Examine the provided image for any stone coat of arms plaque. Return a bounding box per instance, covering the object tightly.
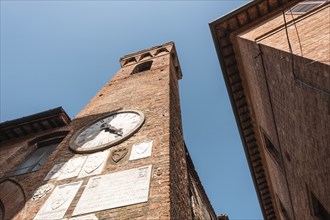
[110,147,128,163]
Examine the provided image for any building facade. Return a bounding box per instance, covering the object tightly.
[210,0,329,220]
[0,42,216,220]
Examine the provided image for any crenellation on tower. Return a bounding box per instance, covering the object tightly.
[119,42,182,79]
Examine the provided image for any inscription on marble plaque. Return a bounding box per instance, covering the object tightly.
[78,151,109,178]
[58,156,87,180]
[44,162,66,181]
[129,141,153,160]
[34,181,82,220]
[72,165,152,216]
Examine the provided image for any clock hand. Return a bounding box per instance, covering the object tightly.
[113,128,123,136]
[100,123,123,136]
[109,127,123,136]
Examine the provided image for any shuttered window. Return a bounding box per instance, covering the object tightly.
[261,130,282,168]
[286,0,328,14]
[8,132,68,176]
[11,143,58,176]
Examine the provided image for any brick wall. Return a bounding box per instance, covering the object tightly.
[168,56,192,219]
[210,1,329,219]
[0,126,72,219]
[239,4,330,66]
[236,18,330,219]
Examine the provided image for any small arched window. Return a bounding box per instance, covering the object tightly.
[155,48,169,56]
[139,53,153,61]
[124,57,137,66]
[9,131,69,176]
[131,61,153,75]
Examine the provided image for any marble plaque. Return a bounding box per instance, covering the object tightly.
[78,151,109,178]
[69,214,98,220]
[129,141,153,160]
[73,165,152,216]
[32,184,54,201]
[44,162,66,181]
[34,181,83,220]
[58,156,87,180]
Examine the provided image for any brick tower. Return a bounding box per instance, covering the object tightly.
[0,42,216,219]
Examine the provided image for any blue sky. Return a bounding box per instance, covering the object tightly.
[0,1,263,219]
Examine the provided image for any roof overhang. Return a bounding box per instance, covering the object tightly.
[209,0,299,219]
[0,107,71,142]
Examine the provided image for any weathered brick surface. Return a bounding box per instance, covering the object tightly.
[236,6,330,219]
[0,43,216,220]
[0,125,72,219]
[168,58,191,220]
[240,5,330,66]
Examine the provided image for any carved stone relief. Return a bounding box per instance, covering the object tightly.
[110,147,128,163]
[32,184,54,201]
[34,181,82,220]
[78,151,109,178]
[129,141,153,160]
[44,162,66,181]
[57,157,87,180]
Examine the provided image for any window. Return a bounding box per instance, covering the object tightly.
[310,192,330,220]
[261,130,282,167]
[11,142,58,176]
[9,132,68,176]
[286,0,328,14]
[131,61,153,75]
[139,52,152,61]
[124,57,137,66]
[154,48,169,56]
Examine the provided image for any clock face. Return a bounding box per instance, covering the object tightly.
[69,110,145,153]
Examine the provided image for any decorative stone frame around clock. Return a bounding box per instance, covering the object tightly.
[69,110,145,154]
